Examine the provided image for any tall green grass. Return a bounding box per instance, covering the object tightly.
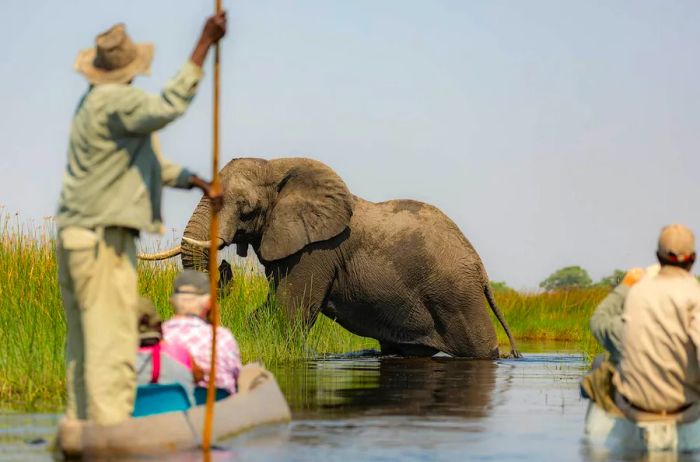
[492,288,607,359]
[0,213,64,410]
[0,213,376,410]
[139,259,378,365]
[0,212,606,411]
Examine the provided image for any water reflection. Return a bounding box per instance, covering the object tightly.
[10,353,696,461]
[583,445,700,462]
[0,412,57,462]
[273,357,498,420]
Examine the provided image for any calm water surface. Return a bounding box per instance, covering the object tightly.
[2,345,696,461]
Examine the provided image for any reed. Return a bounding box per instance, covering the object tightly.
[492,287,607,359]
[0,212,64,410]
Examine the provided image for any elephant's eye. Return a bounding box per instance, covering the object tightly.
[240,209,256,221]
[238,197,257,218]
[234,188,262,218]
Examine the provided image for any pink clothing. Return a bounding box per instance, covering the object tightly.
[162,316,241,394]
[138,341,192,369]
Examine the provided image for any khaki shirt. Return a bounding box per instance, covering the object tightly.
[57,61,204,233]
[613,266,700,412]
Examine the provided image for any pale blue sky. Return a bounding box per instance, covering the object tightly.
[1,1,699,289]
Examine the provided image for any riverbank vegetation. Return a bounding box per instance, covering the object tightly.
[490,286,606,357]
[1,214,604,411]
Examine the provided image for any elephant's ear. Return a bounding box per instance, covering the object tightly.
[260,161,353,261]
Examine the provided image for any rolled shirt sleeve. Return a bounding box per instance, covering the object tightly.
[590,284,629,363]
[114,61,204,135]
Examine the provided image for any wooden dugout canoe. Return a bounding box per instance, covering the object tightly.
[57,364,292,458]
[584,401,700,453]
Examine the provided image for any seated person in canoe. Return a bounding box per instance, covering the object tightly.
[583,224,700,450]
[163,270,242,397]
[612,224,700,417]
[135,298,203,404]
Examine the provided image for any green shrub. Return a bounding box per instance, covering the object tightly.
[539,265,592,291]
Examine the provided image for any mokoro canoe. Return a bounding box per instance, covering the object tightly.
[584,401,700,452]
[57,364,291,458]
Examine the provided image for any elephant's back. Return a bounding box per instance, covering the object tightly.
[353,198,476,248]
[349,198,484,273]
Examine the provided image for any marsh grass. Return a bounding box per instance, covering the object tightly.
[1,212,605,410]
[492,288,607,360]
[0,212,376,410]
[0,213,64,410]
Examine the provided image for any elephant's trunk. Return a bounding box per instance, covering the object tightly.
[182,196,213,271]
[182,237,225,249]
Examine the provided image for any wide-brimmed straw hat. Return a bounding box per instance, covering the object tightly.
[74,23,154,85]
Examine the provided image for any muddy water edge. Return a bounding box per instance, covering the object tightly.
[3,343,693,461]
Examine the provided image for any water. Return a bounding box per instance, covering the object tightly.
[2,346,696,461]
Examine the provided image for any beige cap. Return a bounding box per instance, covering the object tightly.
[658,224,695,262]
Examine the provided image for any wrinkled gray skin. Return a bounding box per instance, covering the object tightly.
[181,158,519,359]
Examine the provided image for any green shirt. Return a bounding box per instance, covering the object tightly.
[57,61,204,233]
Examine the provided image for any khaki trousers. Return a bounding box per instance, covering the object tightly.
[57,226,139,425]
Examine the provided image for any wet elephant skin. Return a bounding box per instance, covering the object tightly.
[179,158,518,358]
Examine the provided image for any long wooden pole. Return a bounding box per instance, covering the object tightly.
[203,0,222,452]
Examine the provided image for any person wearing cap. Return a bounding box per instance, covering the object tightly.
[162,270,241,396]
[56,13,226,425]
[135,298,202,404]
[612,224,700,415]
[580,264,658,409]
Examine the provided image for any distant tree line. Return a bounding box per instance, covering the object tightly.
[491,266,627,292]
[538,266,625,291]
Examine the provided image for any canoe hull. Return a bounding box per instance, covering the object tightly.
[584,401,700,453]
[58,364,291,458]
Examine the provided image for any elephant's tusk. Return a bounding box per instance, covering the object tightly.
[138,245,182,261]
[182,237,226,249]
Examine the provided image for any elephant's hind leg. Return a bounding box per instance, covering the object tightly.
[428,290,500,359]
[441,328,500,359]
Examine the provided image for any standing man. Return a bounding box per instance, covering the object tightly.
[57,13,226,425]
[613,224,700,415]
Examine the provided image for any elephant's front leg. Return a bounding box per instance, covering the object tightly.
[269,263,335,330]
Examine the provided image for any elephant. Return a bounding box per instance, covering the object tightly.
[140,157,520,359]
